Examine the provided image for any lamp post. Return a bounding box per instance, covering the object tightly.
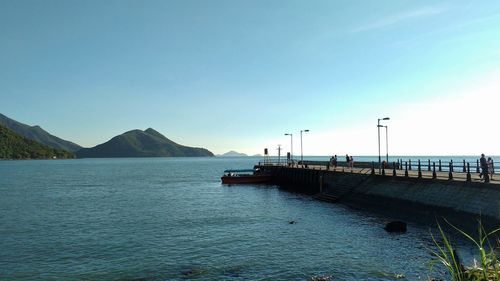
[383,125,389,163]
[300,129,309,163]
[277,144,282,165]
[284,133,293,163]
[378,117,390,173]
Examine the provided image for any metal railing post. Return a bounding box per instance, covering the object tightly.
[466,163,471,182]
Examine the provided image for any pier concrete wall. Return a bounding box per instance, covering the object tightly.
[262,166,500,223]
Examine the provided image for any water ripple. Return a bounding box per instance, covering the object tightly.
[0,158,472,280]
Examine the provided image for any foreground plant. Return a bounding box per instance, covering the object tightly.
[429,218,500,281]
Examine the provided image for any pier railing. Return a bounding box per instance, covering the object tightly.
[258,158,497,183]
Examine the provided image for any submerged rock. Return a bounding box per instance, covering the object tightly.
[384,221,407,233]
[309,275,333,281]
[181,267,204,277]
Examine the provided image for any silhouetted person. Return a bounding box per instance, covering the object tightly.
[480,154,489,181]
[487,157,494,180]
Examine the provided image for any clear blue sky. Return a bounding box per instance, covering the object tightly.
[1,0,500,156]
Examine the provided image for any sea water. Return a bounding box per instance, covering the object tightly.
[0,157,480,280]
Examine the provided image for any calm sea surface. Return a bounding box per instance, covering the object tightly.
[0,157,479,280]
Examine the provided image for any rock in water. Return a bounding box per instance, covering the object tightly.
[309,275,332,281]
[384,221,407,233]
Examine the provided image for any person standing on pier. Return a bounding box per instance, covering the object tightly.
[345,154,350,168]
[333,155,338,169]
[487,157,494,180]
[480,154,488,180]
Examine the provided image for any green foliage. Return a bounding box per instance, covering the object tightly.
[0,113,82,152]
[0,125,74,159]
[429,218,500,281]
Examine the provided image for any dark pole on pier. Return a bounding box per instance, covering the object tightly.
[467,163,471,182]
[277,144,282,165]
[377,122,380,174]
[300,129,309,163]
[377,117,390,174]
[384,125,389,163]
[284,133,293,164]
[449,162,453,180]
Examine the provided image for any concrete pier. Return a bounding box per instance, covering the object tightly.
[257,162,500,226]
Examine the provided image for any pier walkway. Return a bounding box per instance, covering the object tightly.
[258,159,499,185]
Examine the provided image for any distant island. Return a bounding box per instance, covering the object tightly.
[76,128,214,158]
[220,150,248,157]
[0,125,74,159]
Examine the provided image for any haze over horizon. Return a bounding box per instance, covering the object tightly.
[2,1,500,156]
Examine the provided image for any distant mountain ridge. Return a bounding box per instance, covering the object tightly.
[0,113,82,152]
[0,124,74,159]
[76,128,213,158]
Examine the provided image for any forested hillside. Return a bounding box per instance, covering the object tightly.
[0,125,74,159]
[76,128,214,158]
[0,113,82,152]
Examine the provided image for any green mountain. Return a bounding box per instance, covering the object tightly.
[76,128,214,158]
[0,125,74,159]
[0,113,82,152]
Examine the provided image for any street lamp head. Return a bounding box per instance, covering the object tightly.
[284,133,291,136]
[383,117,390,120]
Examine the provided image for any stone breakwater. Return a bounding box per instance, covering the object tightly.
[259,165,500,225]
